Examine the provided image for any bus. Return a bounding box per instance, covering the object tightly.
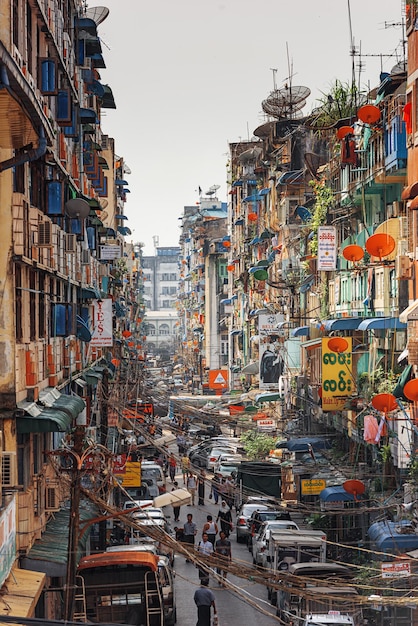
[77,551,164,625]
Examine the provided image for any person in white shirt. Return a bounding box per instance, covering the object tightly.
[197,532,214,579]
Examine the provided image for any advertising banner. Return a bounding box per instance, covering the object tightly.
[321,337,353,411]
[259,313,284,390]
[91,298,113,347]
[317,226,337,271]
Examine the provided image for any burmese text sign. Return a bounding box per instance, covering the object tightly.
[321,337,353,411]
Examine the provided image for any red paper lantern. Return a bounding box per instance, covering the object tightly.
[248,212,258,221]
[122,330,132,338]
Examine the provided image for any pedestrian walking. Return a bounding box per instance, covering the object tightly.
[215,531,232,584]
[211,473,221,504]
[181,452,190,485]
[198,470,206,505]
[197,532,214,579]
[172,481,180,522]
[216,500,233,537]
[193,578,217,626]
[183,513,197,562]
[202,515,218,547]
[168,453,177,482]
[187,472,197,505]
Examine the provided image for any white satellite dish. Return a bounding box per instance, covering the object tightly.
[65,198,90,219]
[206,184,220,195]
[85,6,110,25]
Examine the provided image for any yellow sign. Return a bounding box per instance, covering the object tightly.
[321,337,353,412]
[121,461,141,487]
[301,479,326,495]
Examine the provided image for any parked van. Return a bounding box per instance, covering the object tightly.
[141,461,166,493]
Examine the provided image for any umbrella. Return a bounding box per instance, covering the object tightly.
[153,488,191,508]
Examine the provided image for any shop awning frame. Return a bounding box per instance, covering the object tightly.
[323,317,364,331]
[358,317,406,331]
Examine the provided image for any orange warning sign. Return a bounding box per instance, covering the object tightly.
[208,369,228,389]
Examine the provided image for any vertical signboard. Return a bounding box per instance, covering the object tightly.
[91,298,113,347]
[259,313,284,390]
[321,337,352,411]
[317,226,337,271]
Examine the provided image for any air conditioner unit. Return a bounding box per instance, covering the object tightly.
[38,221,52,246]
[396,254,411,280]
[81,249,90,265]
[65,233,77,253]
[399,216,409,240]
[1,451,17,488]
[45,484,60,511]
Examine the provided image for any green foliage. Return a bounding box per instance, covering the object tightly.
[240,430,277,460]
[307,181,334,256]
[309,80,365,130]
[357,367,398,400]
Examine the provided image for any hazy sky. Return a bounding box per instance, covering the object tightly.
[94,0,405,254]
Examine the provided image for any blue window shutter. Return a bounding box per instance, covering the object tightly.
[47,181,63,215]
[57,90,72,124]
[71,218,82,234]
[40,59,56,93]
[52,304,74,336]
[86,226,96,249]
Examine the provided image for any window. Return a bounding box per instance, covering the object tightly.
[162,300,170,308]
[17,432,30,488]
[159,324,170,335]
[15,265,23,341]
[29,270,36,340]
[147,324,156,336]
[12,0,19,48]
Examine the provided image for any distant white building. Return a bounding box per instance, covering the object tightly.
[142,247,180,360]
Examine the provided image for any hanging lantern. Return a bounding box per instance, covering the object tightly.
[111,358,120,367]
[137,317,142,323]
[357,104,381,125]
[248,212,258,221]
[128,341,134,347]
[122,330,132,338]
[365,233,395,261]
[223,240,231,248]
[342,244,364,263]
[227,264,235,271]
[336,126,354,140]
[327,337,349,353]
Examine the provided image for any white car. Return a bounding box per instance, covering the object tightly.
[206,446,238,471]
[253,520,300,567]
[214,453,243,473]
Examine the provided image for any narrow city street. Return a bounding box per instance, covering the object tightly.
[163,470,278,625]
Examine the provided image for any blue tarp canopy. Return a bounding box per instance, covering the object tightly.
[320,486,354,503]
[276,437,331,452]
[368,520,418,554]
[291,326,309,337]
[323,317,364,331]
[358,317,407,331]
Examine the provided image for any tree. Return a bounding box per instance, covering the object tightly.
[240,430,276,460]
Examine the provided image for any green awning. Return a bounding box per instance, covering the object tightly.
[17,407,72,433]
[81,286,101,300]
[21,501,98,577]
[52,394,85,419]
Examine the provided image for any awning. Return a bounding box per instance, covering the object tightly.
[358,317,407,331]
[259,188,271,196]
[401,181,418,200]
[243,194,261,203]
[79,107,98,124]
[153,488,191,508]
[241,361,259,375]
[115,214,128,220]
[320,485,355,503]
[80,286,101,299]
[323,317,364,331]
[255,391,281,403]
[22,502,98,577]
[38,388,86,419]
[0,566,46,617]
[277,170,304,185]
[276,437,331,452]
[230,329,243,336]
[16,405,72,433]
[118,226,132,236]
[291,325,310,337]
[115,178,129,185]
[100,84,116,109]
[400,299,418,323]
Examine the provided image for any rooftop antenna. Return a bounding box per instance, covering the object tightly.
[270,68,278,91]
[153,235,159,250]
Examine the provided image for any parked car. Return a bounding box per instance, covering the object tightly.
[252,520,300,566]
[189,442,236,468]
[247,508,293,547]
[236,501,271,543]
[206,447,240,471]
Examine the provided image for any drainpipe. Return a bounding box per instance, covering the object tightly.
[0,65,47,172]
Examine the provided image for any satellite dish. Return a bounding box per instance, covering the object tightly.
[205,184,220,195]
[327,337,349,353]
[391,61,407,75]
[65,198,90,219]
[371,393,397,415]
[342,244,364,263]
[343,479,365,501]
[404,379,418,402]
[365,233,395,260]
[85,6,110,25]
[262,86,311,119]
